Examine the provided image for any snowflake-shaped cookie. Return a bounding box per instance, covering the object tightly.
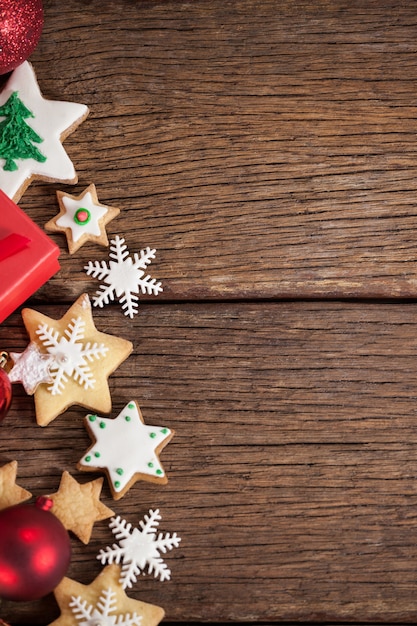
[84,235,163,318]
[78,400,174,499]
[36,315,108,396]
[98,509,181,587]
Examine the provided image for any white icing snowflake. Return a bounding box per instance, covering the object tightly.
[69,587,141,626]
[84,235,163,318]
[98,509,181,587]
[36,316,108,395]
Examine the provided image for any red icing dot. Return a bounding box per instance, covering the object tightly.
[75,209,89,223]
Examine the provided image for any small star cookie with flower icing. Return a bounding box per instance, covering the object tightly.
[0,61,89,202]
[78,400,174,500]
[45,184,120,254]
[21,293,133,426]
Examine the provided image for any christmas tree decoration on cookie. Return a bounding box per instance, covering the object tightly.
[0,91,46,172]
[49,564,165,626]
[98,509,181,587]
[48,471,114,545]
[21,293,133,426]
[0,61,89,202]
[8,342,54,394]
[85,235,163,318]
[45,184,120,254]
[78,400,174,500]
[0,460,31,510]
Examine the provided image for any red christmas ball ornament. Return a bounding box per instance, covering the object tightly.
[0,0,44,75]
[0,353,11,421]
[0,496,71,601]
[0,367,11,421]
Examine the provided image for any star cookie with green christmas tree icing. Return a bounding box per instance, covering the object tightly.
[77,400,174,500]
[45,184,120,254]
[0,62,88,202]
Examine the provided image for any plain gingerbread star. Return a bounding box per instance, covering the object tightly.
[45,184,120,254]
[21,293,133,426]
[0,61,89,203]
[0,461,31,510]
[78,400,174,500]
[48,471,114,544]
[49,564,165,626]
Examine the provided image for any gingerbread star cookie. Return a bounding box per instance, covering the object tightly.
[0,461,31,510]
[49,564,165,626]
[21,293,133,426]
[78,400,174,500]
[45,184,120,254]
[48,471,114,544]
[0,61,89,202]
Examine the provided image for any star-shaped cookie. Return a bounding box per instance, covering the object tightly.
[0,61,89,202]
[48,471,114,544]
[78,400,174,500]
[8,342,54,394]
[0,461,31,510]
[49,564,165,626]
[21,293,133,426]
[45,184,120,254]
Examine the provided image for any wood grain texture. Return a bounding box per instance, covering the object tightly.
[17,0,417,301]
[1,303,417,623]
[2,0,417,625]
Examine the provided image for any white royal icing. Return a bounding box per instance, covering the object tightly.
[80,401,172,494]
[56,189,108,242]
[0,61,88,200]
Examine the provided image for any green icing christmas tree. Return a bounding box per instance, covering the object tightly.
[0,91,46,171]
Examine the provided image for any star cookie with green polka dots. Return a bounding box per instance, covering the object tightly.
[77,400,174,500]
[45,183,120,254]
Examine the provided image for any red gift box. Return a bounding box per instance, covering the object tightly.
[0,189,60,323]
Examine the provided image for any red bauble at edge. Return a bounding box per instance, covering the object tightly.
[0,497,71,601]
[0,0,44,75]
[0,367,11,422]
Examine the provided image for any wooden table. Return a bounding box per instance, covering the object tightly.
[2,0,417,623]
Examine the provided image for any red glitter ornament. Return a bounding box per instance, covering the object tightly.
[0,0,44,75]
[0,497,71,601]
[0,354,11,421]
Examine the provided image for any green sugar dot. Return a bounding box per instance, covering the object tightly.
[156,469,163,475]
[128,403,135,409]
[149,432,157,439]
[116,468,124,476]
[99,421,106,429]
[125,415,131,422]
[148,462,154,468]
[114,481,121,489]
[85,456,91,463]
[94,452,101,458]
[88,414,97,422]
[161,428,168,434]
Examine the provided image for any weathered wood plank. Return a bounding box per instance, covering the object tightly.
[1,302,417,623]
[14,0,417,302]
